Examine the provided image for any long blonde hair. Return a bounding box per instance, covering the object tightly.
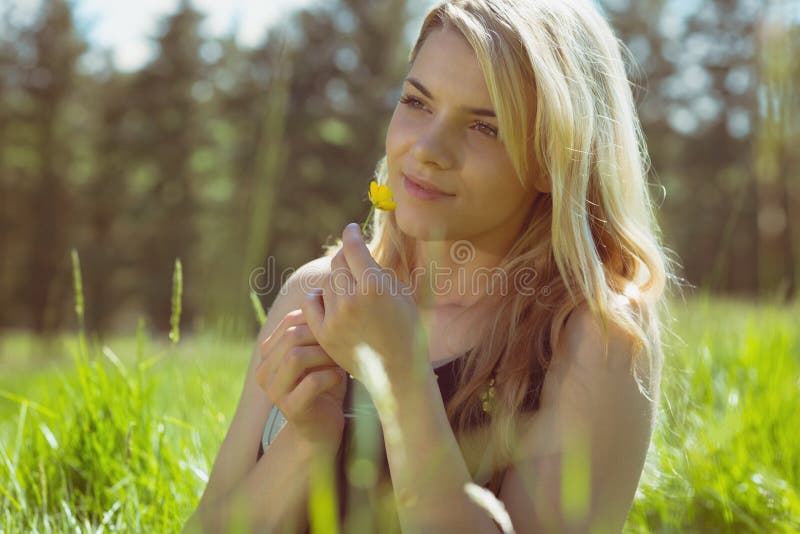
[327,0,677,493]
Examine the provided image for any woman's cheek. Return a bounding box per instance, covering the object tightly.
[393,113,418,141]
[386,115,414,155]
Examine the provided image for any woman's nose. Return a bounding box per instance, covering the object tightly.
[411,121,456,170]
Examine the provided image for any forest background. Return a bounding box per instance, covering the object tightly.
[1,0,797,336]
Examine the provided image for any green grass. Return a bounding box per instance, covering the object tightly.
[0,297,798,532]
[627,296,800,533]
[0,328,249,531]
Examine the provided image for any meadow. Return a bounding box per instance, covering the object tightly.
[1,295,798,532]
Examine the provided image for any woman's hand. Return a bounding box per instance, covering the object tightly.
[301,223,429,385]
[255,308,348,450]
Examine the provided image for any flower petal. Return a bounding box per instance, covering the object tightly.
[369,180,379,203]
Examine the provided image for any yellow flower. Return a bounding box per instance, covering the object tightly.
[361,180,397,237]
[368,180,397,211]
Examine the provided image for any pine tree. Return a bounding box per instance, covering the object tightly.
[129,0,210,331]
[80,57,138,334]
[16,0,86,332]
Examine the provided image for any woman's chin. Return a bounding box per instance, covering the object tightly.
[395,209,449,241]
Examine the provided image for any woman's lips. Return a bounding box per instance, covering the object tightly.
[403,174,455,201]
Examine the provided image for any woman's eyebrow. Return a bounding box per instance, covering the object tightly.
[404,77,496,118]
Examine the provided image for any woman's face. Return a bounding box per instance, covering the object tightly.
[385,26,539,246]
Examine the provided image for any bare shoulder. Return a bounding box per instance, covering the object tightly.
[282,255,332,295]
[557,302,639,373]
[257,255,332,340]
[540,301,659,425]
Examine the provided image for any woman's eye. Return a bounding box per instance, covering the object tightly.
[400,95,498,139]
[473,121,498,138]
[399,95,426,110]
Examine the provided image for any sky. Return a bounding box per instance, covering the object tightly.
[5,0,320,72]
[81,0,325,71]
[1,0,446,73]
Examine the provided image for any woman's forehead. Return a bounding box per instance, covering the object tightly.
[408,28,494,112]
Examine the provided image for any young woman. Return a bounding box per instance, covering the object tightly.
[186,0,675,532]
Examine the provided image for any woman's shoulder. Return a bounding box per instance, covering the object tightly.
[559,302,640,370]
[284,255,332,294]
[550,302,659,405]
[257,255,332,340]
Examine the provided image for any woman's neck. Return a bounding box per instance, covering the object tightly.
[411,238,510,310]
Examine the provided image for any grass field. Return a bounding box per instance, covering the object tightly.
[1,296,798,532]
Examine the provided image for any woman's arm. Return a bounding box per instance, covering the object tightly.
[184,422,334,532]
[376,304,658,534]
[184,257,334,533]
[376,362,503,534]
[498,305,659,534]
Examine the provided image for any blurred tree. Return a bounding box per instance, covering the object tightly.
[0,6,19,329]
[198,0,413,333]
[754,12,799,301]
[193,29,292,333]
[604,0,766,297]
[261,0,412,306]
[14,0,86,332]
[0,0,793,335]
[79,60,139,334]
[127,0,210,332]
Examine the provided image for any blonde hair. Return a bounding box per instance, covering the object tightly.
[326,0,677,494]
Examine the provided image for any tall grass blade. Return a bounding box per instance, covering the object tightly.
[70,248,85,332]
[309,450,340,534]
[169,258,183,344]
[353,344,404,468]
[70,248,88,359]
[464,482,515,534]
[249,290,267,326]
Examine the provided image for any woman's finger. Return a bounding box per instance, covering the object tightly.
[261,323,319,383]
[254,354,272,391]
[277,323,318,350]
[269,344,339,398]
[259,309,306,360]
[302,289,326,342]
[330,250,356,296]
[256,314,314,392]
[282,367,345,420]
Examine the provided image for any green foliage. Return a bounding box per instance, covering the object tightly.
[605,1,800,299]
[0,336,193,529]
[1,298,798,531]
[316,118,354,146]
[626,298,800,532]
[0,246,227,531]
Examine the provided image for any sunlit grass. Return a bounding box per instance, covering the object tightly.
[627,296,800,532]
[0,296,798,531]
[0,329,249,531]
